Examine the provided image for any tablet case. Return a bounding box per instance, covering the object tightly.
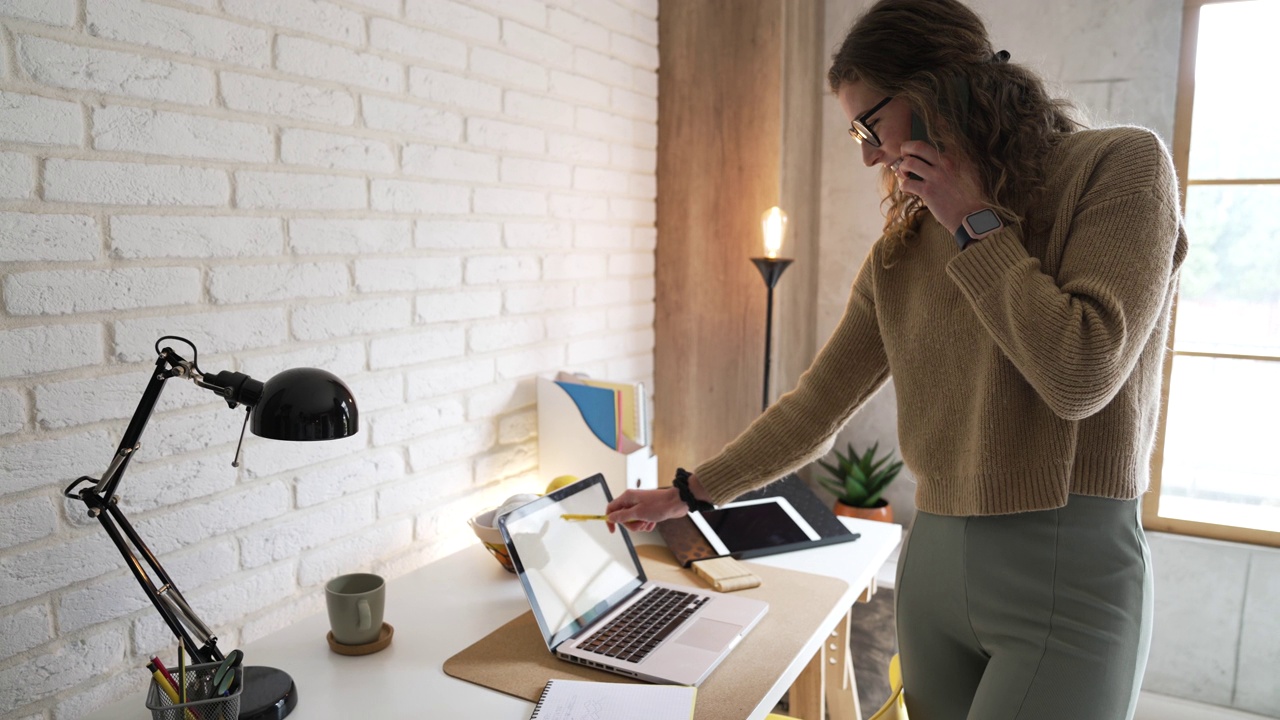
[658,474,861,568]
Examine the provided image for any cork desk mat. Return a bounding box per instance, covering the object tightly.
[443,544,850,720]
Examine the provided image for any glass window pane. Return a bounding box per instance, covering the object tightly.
[1175,185,1280,357]
[1159,356,1280,533]
[1187,1,1280,180]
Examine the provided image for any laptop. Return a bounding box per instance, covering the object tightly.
[498,474,769,687]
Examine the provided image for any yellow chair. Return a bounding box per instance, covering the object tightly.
[768,653,907,720]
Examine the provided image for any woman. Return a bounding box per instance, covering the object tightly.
[606,0,1187,718]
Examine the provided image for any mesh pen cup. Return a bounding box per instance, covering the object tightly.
[146,661,242,720]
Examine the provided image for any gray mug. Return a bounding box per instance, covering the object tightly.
[325,573,385,646]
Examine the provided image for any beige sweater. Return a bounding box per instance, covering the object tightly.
[696,127,1189,516]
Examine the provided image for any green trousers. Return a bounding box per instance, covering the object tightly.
[895,494,1153,720]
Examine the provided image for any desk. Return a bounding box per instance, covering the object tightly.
[84,517,900,720]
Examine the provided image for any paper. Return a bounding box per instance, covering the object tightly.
[529,679,696,720]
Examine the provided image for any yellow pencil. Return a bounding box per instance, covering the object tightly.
[560,513,609,521]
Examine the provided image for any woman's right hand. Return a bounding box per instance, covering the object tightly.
[605,487,688,533]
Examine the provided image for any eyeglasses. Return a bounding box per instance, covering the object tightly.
[848,96,893,147]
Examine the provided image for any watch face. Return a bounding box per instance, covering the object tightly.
[967,209,1002,235]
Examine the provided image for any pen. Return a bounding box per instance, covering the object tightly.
[560,513,609,521]
[147,663,198,720]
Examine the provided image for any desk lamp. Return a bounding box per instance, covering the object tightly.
[750,206,794,412]
[64,336,359,720]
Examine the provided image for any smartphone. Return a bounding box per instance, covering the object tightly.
[905,113,930,180]
[904,78,970,181]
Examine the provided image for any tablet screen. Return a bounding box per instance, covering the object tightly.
[696,500,815,553]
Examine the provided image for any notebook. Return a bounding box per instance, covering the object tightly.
[528,679,696,720]
[499,474,769,687]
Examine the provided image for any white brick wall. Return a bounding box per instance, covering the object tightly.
[0,0,655,715]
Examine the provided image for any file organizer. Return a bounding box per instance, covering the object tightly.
[537,376,657,500]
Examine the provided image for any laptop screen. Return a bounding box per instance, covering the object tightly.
[500,475,645,650]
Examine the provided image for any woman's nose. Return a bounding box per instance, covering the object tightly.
[861,142,881,168]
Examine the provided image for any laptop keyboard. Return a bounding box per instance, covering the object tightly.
[578,587,710,664]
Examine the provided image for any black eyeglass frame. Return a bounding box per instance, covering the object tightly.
[848,96,893,147]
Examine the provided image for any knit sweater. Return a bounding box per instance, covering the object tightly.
[695,126,1189,516]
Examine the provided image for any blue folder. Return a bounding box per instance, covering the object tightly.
[554,381,617,450]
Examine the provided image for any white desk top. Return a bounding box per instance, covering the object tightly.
[85,518,901,720]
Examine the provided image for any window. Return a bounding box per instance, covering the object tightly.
[1146,0,1280,547]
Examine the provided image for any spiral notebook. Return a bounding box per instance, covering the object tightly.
[529,679,696,720]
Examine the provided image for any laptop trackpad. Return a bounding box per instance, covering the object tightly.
[674,618,741,652]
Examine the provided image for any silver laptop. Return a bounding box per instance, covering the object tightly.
[498,474,769,686]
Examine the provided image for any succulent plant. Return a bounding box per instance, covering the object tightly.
[816,441,903,508]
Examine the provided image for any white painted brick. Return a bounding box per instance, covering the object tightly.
[548,70,610,106]
[577,106,634,142]
[86,0,270,68]
[0,212,97,261]
[630,171,656,197]
[209,262,350,304]
[222,72,357,125]
[0,0,76,25]
[608,302,654,329]
[402,144,497,182]
[503,21,573,68]
[545,308,608,339]
[0,324,102,380]
[611,31,658,70]
[548,9,609,53]
[408,67,502,112]
[276,35,402,93]
[368,327,465,369]
[236,170,365,211]
[473,0,546,28]
[610,142,656,172]
[632,275,655,301]
[0,602,52,662]
[505,284,574,314]
[504,91,574,129]
[377,462,472,516]
[467,117,544,153]
[290,218,411,254]
[496,344,565,379]
[470,47,547,91]
[568,331,639,365]
[609,252,654,276]
[415,289,501,323]
[466,379,534,420]
[633,226,656,250]
[369,17,467,69]
[474,440,537,483]
[0,494,57,549]
[241,495,375,568]
[611,196,655,223]
[223,0,364,45]
[242,433,365,478]
[293,297,411,341]
[57,540,237,632]
[340,0,400,13]
[114,308,286,361]
[634,118,657,149]
[111,215,282,259]
[52,673,142,720]
[16,35,215,105]
[93,105,272,162]
[498,409,536,444]
[238,340,366,380]
[0,388,25,436]
[363,95,463,141]
[0,532,122,605]
[369,399,465,445]
[415,220,501,250]
[574,166,630,193]
[543,254,607,280]
[132,405,243,463]
[612,86,658,122]
[108,455,236,513]
[550,193,609,220]
[465,254,540,284]
[627,0,658,20]
[0,150,32,198]
[295,449,403,508]
[280,128,395,173]
[504,221,572,249]
[575,223,631,249]
[45,159,228,206]
[573,47,633,88]
[355,256,462,292]
[132,564,293,656]
[5,267,201,315]
[576,0,633,34]
[548,132,610,164]
[606,355,653,384]
[344,372,404,413]
[0,627,123,711]
[371,178,470,214]
[404,0,499,42]
[0,90,82,146]
[468,318,543,352]
[406,357,494,400]
[633,65,657,97]
[407,420,491,471]
[297,519,412,586]
[132,481,290,555]
[241,591,325,644]
[572,277,629,307]
[474,187,546,216]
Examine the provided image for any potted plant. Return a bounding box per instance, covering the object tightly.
[816,441,903,523]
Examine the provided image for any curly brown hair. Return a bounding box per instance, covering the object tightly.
[828,0,1085,258]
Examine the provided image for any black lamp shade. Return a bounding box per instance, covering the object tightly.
[250,368,359,441]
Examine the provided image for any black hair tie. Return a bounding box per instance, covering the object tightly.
[992,49,1011,64]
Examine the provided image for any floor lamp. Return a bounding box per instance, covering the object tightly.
[750,206,793,413]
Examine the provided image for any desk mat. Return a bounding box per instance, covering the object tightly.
[442,544,850,720]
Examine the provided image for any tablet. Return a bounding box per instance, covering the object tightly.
[688,497,821,557]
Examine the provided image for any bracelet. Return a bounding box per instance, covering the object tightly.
[673,468,715,513]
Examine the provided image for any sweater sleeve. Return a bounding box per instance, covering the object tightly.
[945,129,1189,421]
[694,254,891,504]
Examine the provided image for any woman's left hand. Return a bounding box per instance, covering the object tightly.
[895,140,991,234]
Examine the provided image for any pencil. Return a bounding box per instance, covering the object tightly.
[178,640,186,705]
[560,513,609,521]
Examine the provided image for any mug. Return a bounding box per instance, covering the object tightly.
[325,573,385,646]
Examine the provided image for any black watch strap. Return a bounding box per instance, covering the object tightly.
[954,224,975,251]
[673,468,714,513]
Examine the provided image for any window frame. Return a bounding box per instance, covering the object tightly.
[1144,0,1280,548]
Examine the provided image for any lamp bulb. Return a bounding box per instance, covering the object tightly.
[761,206,787,259]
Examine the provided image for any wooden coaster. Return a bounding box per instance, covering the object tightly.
[327,622,394,656]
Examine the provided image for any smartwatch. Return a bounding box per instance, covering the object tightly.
[955,208,1003,250]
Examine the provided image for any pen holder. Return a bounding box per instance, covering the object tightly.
[145,662,242,720]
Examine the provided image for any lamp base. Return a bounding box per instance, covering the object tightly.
[239,666,297,720]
